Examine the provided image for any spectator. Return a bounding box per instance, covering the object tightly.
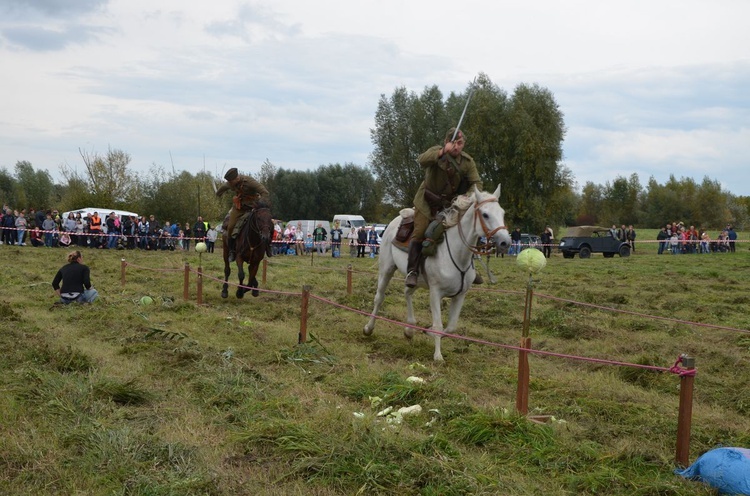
[272,221,282,255]
[367,226,379,257]
[75,216,86,247]
[656,227,669,255]
[304,233,314,254]
[726,224,737,253]
[123,216,136,249]
[183,221,191,251]
[347,226,358,257]
[138,216,150,249]
[1,208,15,245]
[330,222,344,257]
[294,222,304,255]
[357,227,368,258]
[169,221,180,238]
[63,213,77,240]
[510,227,521,256]
[15,210,28,246]
[313,222,327,255]
[89,211,103,248]
[700,232,711,254]
[193,216,207,246]
[105,212,119,249]
[540,227,552,258]
[35,208,46,231]
[626,225,637,252]
[52,250,98,304]
[670,230,680,255]
[283,223,293,255]
[30,225,43,247]
[206,226,217,253]
[42,213,57,247]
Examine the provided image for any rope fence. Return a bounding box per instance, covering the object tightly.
[117,255,750,467]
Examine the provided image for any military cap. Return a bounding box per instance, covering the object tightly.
[224,168,239,181]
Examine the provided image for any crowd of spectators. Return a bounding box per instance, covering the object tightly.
[0,204,213,252]
[269,221,380,258]
[656,222,738,254]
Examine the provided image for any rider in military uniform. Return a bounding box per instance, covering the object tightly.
[216,168,271,262]
[405,128,483,288]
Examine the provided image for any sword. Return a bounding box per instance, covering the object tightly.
[451,77,477,142]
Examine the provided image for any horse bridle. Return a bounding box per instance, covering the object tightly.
[248,207,271,251]
[457,196,507,255]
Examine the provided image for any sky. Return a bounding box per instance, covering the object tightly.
[1,0,749,196]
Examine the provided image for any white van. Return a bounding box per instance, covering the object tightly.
[62,207,140,234]
[332,214,366,231]
[286,219,332,252]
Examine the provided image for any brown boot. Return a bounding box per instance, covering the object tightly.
[405,240,422,288]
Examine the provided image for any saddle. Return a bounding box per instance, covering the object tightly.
[223,210,252,239]
[393,209,446,256]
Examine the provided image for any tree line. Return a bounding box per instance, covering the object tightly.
[2,74,748,230]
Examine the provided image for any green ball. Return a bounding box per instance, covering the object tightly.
[195,242,208,253]
[517,248,547,274]
[139,296,154,306]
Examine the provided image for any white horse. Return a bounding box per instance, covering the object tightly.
[363,185,512,361]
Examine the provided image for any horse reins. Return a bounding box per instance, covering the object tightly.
[456,196,507,255]
[246,207,271,252]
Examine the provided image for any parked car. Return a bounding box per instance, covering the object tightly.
[519,233,541,252]
[558,226,631,258]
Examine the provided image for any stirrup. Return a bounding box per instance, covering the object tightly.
[405,271,419,288]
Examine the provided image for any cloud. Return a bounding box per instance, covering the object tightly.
[0,0,112,50]
[1,24,107,51]
[0,0,108,19]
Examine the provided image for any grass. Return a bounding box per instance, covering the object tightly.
[1,235,748,495]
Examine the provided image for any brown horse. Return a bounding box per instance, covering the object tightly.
[221,203,273,299]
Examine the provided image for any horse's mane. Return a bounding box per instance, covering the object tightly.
[443,187,490,228]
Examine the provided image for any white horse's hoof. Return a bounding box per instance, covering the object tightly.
[363,325,373,336]
[433,354,444,362]
[403,328,415,339]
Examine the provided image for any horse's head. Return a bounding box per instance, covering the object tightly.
[253,203,274,246]
[472,184,511,254]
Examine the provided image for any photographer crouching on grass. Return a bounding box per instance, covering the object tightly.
[52,250,98,305]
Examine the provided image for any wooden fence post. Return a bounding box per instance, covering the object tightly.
[676,355,696,467]
[516,336,531,415]
[183,262,190,301]
[516,274,534,415]
[347,264,353,295]
[196,265,203,305]
[262,258,268,285]
[299,285,311,344]
[120,259,126,286]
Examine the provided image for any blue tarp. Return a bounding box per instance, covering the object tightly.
[676,447,750,495]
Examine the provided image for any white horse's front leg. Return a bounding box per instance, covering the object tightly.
[445,292,469,335]
[364,268,396,335]
[403,286,417,339]
[428,288,445,361]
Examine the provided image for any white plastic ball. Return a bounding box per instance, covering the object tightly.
[195,242,208,253]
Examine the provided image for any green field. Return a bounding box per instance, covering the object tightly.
[1,237,748,495]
